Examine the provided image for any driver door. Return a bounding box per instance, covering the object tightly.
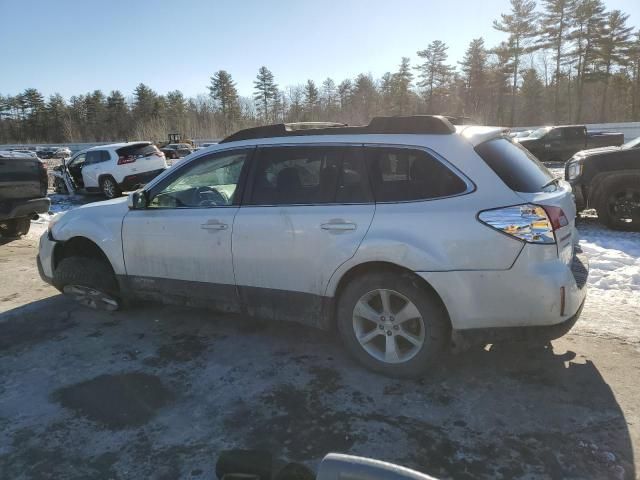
[121,148,253,311]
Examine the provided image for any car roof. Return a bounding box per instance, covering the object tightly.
[87,141,151,151]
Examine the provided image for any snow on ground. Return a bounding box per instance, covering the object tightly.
[576,217,640,344]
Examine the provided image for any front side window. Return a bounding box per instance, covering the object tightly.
[367,147,467,202]
[148,150,249,208]
[68,153,86,168]
[249,146,372,205]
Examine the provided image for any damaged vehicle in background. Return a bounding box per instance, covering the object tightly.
[51,142,167,199]
[566,135,640,231]
[38,116,588,377]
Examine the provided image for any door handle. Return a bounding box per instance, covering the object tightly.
[321,221,357,231]
[200,220,228,230]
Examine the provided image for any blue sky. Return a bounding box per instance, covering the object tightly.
[1,0,638,100]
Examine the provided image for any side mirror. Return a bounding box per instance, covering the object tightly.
[128,190,148,209]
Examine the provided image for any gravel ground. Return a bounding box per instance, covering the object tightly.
[0,221,638,479]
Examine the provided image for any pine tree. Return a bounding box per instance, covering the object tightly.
[133,83,158,122]
[520,68,545,124]
[304,79,319,120]
[106,90,129,140]
[415,40,453,113]
[394,57,413,114]
[630,31,640,120]
[337,79,353,111]
[493,0,538,126]
[45,93,67,142]
[209,70,240,134]
[596,10,634,121]
[459,38,488,119]
[253,66,278,122]
[570,0,606,122]
[538,0,577,124]
[321,78,337,108]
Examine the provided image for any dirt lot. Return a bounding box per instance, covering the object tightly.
[0,225,638,479]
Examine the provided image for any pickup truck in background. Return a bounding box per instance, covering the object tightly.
[0,151,50,237]
[516,125,625,163]
[565,136,640,231]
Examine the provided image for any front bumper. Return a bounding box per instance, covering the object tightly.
[0,197,50,221]
[418,246,589,336]
[37,229,57,285]
[119,168,166,191]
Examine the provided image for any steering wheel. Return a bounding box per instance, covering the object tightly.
[193,186,227,207]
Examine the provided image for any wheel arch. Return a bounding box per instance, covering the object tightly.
[328,261,452,332]
[588,170,640,207]
[53,236,115,274]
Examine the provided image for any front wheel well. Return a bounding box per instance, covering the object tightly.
[331,261,452,332]
[53,236,113,273]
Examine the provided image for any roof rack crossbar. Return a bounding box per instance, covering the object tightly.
[219,115,455,143]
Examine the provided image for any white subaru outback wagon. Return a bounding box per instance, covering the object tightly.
[38,116,589,377]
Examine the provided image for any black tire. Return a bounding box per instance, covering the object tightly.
[0,217,30,237]
[53,257,121,311]
[336,270,450,378]
[100,176,121,199]
[596,176,640,231]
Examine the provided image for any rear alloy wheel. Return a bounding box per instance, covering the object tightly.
[597,177,640,231]
[100,176,121,199]
[353,289,426,364]
[337,271,449,377]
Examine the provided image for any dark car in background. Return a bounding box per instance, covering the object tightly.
[516,125,624,163]
[565,136,640,230]
[160,143,194,159]
[0,151,50,237]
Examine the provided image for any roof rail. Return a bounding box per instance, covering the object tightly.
[219,115,455,143]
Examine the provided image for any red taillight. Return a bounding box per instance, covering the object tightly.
[542,205,569,231]
[118,155,136,165]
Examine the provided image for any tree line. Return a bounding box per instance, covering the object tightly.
[1,0,639,144]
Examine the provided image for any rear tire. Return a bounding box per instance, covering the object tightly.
[0,217,31,237]
[100,176,121,199]
[53,257,121,311]
[596,176,640,231]
[336,271,449,378]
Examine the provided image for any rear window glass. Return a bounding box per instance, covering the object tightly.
[117,143,157,157]
[367,147,467,202]
[475,138,553,193]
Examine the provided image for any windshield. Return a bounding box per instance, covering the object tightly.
[621,136,640,150]
[527,127,551,139]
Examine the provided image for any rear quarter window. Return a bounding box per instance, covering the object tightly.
[475,138,553,193]
[367,147,468,202]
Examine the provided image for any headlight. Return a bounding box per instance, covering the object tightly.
[566,159,583,180]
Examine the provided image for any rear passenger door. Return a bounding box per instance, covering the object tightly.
[232,145,375,326]
[81,150,111,189]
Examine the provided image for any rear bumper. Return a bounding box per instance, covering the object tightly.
[418,246,589,337]
[0,197,50,221]
[119,168,166,191]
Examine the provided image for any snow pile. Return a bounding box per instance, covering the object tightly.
[576,219,640,343]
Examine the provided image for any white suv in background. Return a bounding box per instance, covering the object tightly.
[37,116,588,377]
[62,142,167,198]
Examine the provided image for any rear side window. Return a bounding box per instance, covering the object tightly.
[366,147,467,202]
[85,150,110,164]
[475,138,553,193]
[117,143,158,158]
[249,146,372,205]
